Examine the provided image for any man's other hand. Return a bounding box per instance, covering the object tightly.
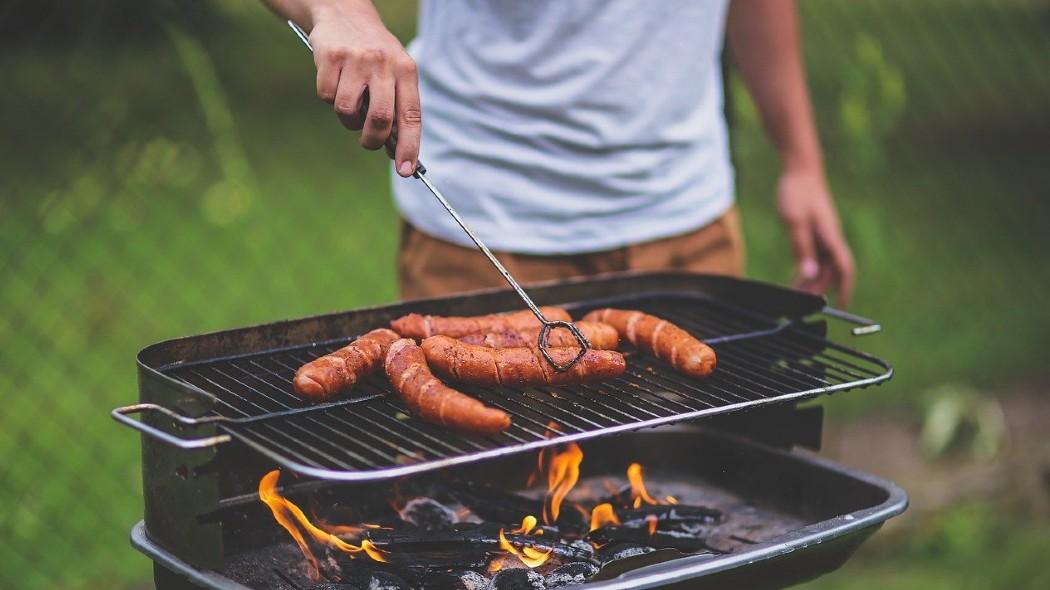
[310,4,420,176]
[776,170,855,308]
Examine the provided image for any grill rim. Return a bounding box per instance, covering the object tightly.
[128,272,890,482]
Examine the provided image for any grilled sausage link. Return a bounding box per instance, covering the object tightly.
[421,335,626,387]
[293,328,401,402]
[390,307,572,340]
[582,308,716,378]
[459,321,620,350]
[385,339,511,435]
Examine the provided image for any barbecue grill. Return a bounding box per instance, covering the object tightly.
[113,272,907,589]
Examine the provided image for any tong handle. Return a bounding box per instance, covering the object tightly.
[820,306,882,336]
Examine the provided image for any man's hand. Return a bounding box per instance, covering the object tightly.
[267,0,421,176]
[776,169,854,307]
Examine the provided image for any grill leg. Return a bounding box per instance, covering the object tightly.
[154,563,206,590]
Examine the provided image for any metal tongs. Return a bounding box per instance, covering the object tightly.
[287,21,590,371]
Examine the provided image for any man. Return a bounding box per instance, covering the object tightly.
[264,0,854,306]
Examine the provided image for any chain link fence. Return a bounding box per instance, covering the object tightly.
[2,1,1048,588]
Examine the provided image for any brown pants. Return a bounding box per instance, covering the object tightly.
[398,207,745,299]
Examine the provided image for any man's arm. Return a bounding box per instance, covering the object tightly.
[262,0,421,176]
[726,0,854,306]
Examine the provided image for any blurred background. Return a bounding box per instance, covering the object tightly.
[2,0,1048,588]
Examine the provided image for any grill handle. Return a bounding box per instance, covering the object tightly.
[820,306,882,336]
[111,404,231,449]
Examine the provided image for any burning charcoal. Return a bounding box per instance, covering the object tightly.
[545,562,599,588]
[400,497,460,531]
[566,540,596,560]
[453,570,492,590]
[487,568,546,590]
[446,482,586,534]
[330,571,412,590]
[617,504,722,527]
[596,542,656,564]
[588,526,711,553]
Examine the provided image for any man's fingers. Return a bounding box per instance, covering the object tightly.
[393,59,422,177]
[360,70,396,151]
[787,220,819,286]
[815,222,855,308]
[315,59,340,104]
[333,70,367,131]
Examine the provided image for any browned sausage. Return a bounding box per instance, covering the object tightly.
[459,321,620,350]
[390,307,572,340]
[582,309,716,378]
[293,328,401,402]
[421,335,626,387]
[385,338,511,435]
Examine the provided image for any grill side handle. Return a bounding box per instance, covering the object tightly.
[819,306,882,336]
[112,404,231,449]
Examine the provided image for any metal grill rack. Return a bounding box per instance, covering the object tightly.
[144,293,891,481]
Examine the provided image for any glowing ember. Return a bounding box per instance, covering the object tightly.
[646,514,658,536]
[627,462,660,508]
[543,443,583,524]
[258,469,388,580]
[496,527,554,568]
[589,502,621,532]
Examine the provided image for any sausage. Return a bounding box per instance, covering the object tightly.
[293,329,401,402]
[421,335,626,387]
[385,339,511,435]
[390,307,572,340]
[459,321,620,350]
[582,309,716,378]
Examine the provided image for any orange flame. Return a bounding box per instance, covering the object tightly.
[495,527,554,568]
[665,495,679,505]
[258,470,388,580]
[589,503,621,532]
[511,515,538,535]
[543,443,583,524]
[526,422,561,487]
[627,462,660,508]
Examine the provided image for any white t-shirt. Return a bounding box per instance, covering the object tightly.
[393,0,734,255]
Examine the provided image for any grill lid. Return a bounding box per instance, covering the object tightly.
[115,273,891,482]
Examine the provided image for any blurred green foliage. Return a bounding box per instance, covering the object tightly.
[1,0,1047,588]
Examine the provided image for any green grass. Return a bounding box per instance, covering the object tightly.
[1,1,1047,588]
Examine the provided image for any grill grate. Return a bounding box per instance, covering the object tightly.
[161,294,891,480]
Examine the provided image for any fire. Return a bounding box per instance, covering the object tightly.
[589,502,621,532]
[543,443,583,524]
[511,515,538,535]
[627,462,660,508]
[526,421,561,487]
[495,528,554,568]
[665,495,679,505]
[258,470,388,580]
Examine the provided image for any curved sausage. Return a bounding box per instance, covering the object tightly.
[385,339,511,435]
[421,335,626,387]
[582,309,716,378]
[293,328,401,402]
[390,307,572,340]
[459,321,620,350]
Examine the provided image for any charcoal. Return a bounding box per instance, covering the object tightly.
[617,504,723,527]
[588,526,711,553]
[596,542,656,564]
[423,570,490,590]
[400,497,459,531]
[446,482,586,534]
[487,568,546,590]
[545,562,599,588]
[323,570,411,590]
[366,523,592,563]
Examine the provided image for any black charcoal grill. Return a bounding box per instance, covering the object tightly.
[113,272,907,589]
